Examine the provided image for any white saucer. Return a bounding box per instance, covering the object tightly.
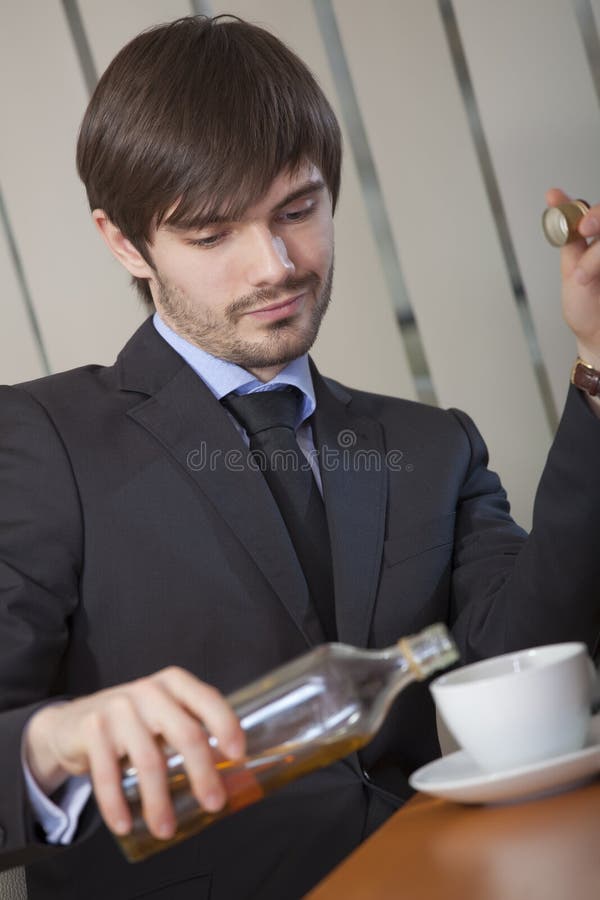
[409,712,600,804]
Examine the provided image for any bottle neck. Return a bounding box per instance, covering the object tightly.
[344,644,414,712]
[354,626,458,734]
[395,625,459,679]
[367,644,412,675]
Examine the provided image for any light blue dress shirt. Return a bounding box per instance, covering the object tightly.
[153,313,315,416]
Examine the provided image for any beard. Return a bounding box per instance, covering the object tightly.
[154,260,334,370]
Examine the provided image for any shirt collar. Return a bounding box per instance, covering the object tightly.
[152,312,316,423]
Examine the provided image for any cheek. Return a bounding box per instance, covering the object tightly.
[288,226,333,274]
[162,251,234,300]
[191,265,233,299]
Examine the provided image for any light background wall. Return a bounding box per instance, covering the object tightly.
[2,0,600,530]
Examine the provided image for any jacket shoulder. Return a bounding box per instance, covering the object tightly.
[324,375,471,438]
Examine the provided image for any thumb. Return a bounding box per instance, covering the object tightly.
[545,187,571,207]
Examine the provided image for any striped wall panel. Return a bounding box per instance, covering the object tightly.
[0,1,144,374]
[333,0,552,525]
[0,200,47,383]
[2,0,599,526]
[454,0,600,413]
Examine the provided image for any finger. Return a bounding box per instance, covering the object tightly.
[545,186,571,207]
[569,234,600,286]
[559,202,600,278]
[86,716,133,836]
[579,205,600,239]
[156,667,245,759]
[545,188,599,239]
[543,186,594,271]
[133,679,228,812]
[107,695,175,840]
[543,188,585,275]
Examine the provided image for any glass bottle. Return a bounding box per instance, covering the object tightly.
[118,623,458,861]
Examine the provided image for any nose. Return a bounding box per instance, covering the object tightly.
[245,226,295,286]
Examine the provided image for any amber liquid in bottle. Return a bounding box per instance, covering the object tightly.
[119,735,365,861]
[117,624,458,861]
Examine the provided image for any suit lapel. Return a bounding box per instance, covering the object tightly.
[311,364,388,647]
[117,320,323,647]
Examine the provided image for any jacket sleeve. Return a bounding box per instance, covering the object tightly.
[449,385,600,663]
[0,385,92,869]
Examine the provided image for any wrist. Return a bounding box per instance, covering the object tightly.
[24,704,71,796]
[575,343,600,372]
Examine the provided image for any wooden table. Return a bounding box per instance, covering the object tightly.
[306,777,600,900]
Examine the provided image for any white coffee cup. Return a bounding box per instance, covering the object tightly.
[430,642,595,772]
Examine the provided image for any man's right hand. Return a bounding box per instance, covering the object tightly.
[23,667,245,840]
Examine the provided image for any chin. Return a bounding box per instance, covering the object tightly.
[234,329,315,370]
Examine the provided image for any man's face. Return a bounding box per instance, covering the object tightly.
[146,163,334,378]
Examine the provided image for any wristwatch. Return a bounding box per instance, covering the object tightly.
[571,357,600,397]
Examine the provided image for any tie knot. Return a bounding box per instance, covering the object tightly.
[222,387,303,436]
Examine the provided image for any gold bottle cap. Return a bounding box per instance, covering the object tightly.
[542,200,590,247]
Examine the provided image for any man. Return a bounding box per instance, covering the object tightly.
[0,14,599,900]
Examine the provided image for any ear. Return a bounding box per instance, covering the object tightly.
[92,210,154,279]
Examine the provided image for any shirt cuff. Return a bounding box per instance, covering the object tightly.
[22,745,92,845]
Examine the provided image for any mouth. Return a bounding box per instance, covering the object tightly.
[244,293,306,321]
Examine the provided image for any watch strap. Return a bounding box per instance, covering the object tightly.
[571,357,600,397]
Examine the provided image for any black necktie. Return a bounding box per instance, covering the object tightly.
[222,387,336,641]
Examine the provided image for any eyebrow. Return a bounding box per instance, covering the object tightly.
[175,178,326,234]
[272,178,326,213]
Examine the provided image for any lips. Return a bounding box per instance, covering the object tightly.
[248,294,302,314]
[244,293,306,321]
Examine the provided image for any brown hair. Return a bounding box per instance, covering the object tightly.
[76,15,342,306]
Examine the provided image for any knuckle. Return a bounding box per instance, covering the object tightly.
[93,769,120,795]
[132,675,153,692]
[132,676,164,703]
[107,693,135,717]
[81,710,106,740]
[200,684,223,705]
[160,665,186,681]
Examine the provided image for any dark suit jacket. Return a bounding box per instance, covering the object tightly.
[0,318,598,899]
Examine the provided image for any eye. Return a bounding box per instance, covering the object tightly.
[278,198,316,224]
[188,232,227,249]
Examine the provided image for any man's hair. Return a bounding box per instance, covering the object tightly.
[76,15,342,306]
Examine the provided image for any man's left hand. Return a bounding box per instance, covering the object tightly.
[547,188,600,370]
